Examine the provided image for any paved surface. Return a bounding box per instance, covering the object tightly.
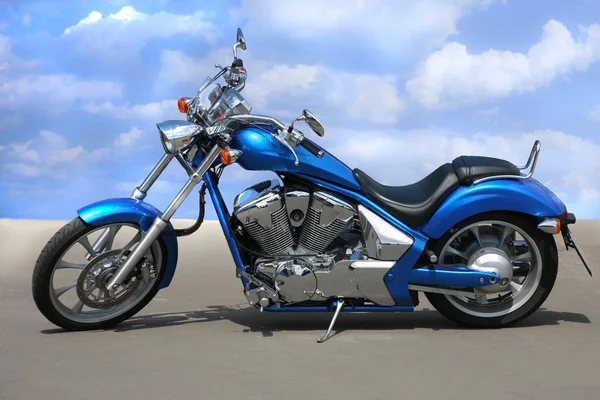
[1,218,600,400]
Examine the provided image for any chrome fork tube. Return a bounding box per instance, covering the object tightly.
[85,153,175,260]
[106,144,222,290]
[131,153,175,201]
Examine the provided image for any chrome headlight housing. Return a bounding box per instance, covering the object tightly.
[156,120,201,154]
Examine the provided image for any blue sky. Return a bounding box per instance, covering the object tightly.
[1,0,599,221]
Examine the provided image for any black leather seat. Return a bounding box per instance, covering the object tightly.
[354,164,460,227]
[354,156,520,227]
[452,156,520,185]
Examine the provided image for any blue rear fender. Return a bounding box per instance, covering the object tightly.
[77,198,179,289]
[420,178,567,238]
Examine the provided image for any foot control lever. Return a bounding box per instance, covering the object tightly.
[317,299,345,343]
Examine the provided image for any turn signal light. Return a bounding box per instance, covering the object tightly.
[537,218,561,234]
[177,97,189,113]
[554,218,561,234]
[220,148,232,165]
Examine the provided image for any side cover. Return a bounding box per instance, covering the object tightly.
[420,178,567,238]
[77,198,179,289]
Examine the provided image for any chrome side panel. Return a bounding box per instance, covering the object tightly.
[358,205,414,260]
[313,260,396,306]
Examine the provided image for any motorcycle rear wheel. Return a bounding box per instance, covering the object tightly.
[32,217,167,331]
[425,211,559,328]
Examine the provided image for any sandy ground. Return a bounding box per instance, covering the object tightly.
[1,218,600,400]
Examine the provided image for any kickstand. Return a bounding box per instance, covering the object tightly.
[317,299,345,343]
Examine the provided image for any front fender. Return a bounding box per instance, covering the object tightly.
[420,178,566,238]
[77,198,178,289]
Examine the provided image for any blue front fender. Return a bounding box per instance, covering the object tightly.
[420,178,566,238]
[77,198,179,289]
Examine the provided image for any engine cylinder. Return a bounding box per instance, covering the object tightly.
[233,180,294,255]
[298,191,355,253]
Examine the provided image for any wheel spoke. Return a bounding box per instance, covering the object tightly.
[512,263,530,275]
[475,294,488,304]
[510,281,523,294]
[55,280,77,297]
[56,260,86,270]
[104,226,121,251]
[78,236,96,258]
[71,301,84,313]
[511,251,531,262]
[470,226,483,248]
[123,232,142,251]
[446,246,468,260]
[498,225,514,248]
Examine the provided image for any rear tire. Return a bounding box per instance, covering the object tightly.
[32,217,167,331]
[425,212,558,328]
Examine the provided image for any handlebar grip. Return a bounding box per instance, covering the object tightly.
[300,138,324,158]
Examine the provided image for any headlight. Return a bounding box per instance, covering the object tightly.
[156,120,201,154]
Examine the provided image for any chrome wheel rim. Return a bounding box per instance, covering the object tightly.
[439,220,542,318]
[48,223,162,324]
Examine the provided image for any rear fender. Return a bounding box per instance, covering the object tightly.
[420,178,566,238]
[77,198,178,289]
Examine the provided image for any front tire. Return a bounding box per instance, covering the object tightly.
[32,217,167,331]
[425,212,558,328]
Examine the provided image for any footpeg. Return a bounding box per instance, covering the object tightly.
[317,299,345,343]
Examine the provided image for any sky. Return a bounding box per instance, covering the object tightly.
[1,0,599,222]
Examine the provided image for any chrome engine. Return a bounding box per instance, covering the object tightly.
[233,179,355,256]
[232,179,414,308]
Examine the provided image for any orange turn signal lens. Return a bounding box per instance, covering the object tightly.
[177,97,189,113]
[220,148,232,165]
[554,218,561,234]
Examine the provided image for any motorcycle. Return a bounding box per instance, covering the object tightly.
[32,29,593,342]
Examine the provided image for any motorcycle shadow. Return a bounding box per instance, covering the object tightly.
[41,305,591,336]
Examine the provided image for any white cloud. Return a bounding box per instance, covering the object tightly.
[245,63,405,123]
[0,75,122,115]
[234,0,498,55]
[114,127,143,147]
[406,19,600,109]
[63,11,102,35]
[328,128,600,217]
[1,131,110,178]
[22,13,31,27]
[82,99,180,121]
[61,6,215,57]
[588,105,600,122]
[0,34,122,116]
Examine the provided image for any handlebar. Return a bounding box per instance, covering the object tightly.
[299,138,324,158]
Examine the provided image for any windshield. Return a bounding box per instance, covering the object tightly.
[192,76,251,125]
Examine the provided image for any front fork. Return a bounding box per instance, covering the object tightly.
[102,144,223,291]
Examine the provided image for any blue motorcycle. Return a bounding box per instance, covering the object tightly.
[32,29,592,342]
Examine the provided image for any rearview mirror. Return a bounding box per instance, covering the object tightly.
[236,28,246,50]
[302,109,325,137]
[233,28,247,59]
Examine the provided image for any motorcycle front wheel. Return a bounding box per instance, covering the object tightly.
[32,217,167,331]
